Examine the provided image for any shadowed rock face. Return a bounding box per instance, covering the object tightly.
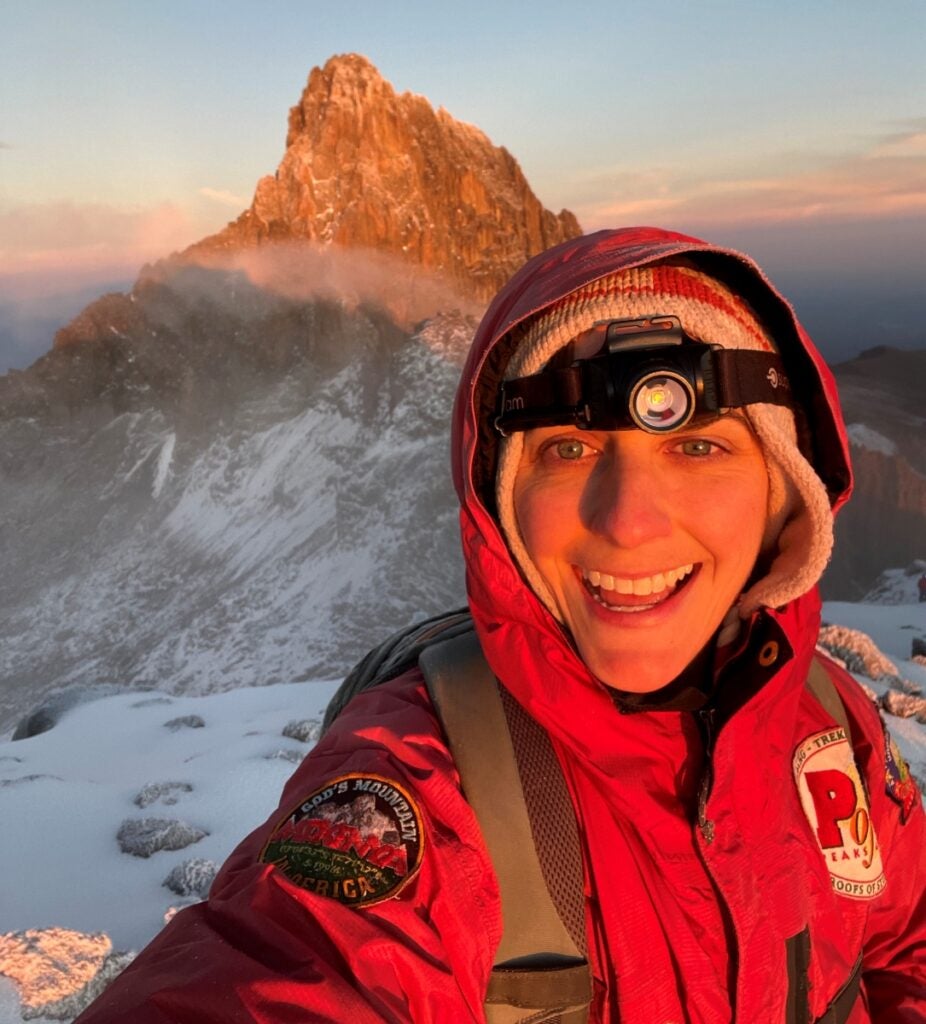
[184,53,581,303]
[824,346,926,599]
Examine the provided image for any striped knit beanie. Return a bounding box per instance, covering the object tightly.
[495,261,834,624]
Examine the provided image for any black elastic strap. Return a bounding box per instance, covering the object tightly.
[814,956,862,1023]
[712,349,792,407]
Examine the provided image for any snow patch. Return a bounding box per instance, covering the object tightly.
[151,433,175,498]
[845,422,897,456]
[281,718,321,744]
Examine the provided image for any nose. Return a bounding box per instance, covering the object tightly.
[581,445,673,548]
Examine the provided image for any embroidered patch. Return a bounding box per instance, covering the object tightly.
[884,729,919,824]
[260,774,424,906]
[793,728,885,901]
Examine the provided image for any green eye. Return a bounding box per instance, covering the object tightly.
[680,439,715,457]
[555,439,586,460]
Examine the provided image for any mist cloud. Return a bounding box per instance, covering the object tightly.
[188,242,481,328]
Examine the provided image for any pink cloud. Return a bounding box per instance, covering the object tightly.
[575,126,926,231]
[0,200,225,277]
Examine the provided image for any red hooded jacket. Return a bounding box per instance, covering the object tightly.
[75,229,925,1023]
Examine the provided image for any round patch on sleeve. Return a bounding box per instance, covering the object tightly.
[260,774,424,906]
[793,728,885,900]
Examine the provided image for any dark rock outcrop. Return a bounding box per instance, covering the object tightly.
[824,346,926,598]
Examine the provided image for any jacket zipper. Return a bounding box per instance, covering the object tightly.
[696,707,716,844]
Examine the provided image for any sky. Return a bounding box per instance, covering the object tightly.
[1,0,925,369]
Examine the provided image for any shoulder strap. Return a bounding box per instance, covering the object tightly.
[420,632,592,1023]
[806,655,851,735]
[420,632,586,964]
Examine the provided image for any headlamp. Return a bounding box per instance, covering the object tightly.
[495,315,792,436]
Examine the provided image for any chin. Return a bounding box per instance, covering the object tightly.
[582,648,693,694]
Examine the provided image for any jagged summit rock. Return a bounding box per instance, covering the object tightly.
[185,53,581,302]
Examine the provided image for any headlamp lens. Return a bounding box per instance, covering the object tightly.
[629,371,695,433]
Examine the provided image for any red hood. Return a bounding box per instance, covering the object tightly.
[450,227,853,758]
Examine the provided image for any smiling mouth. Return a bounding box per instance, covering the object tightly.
[580,563,697,613]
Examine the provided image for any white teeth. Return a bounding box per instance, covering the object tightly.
[582,562,696,596]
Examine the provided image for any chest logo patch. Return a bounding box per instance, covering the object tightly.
[260,774,424,906]
[793,728,885,900]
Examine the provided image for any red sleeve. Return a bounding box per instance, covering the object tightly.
[74,671,501,1023]
[830,665,926,1021]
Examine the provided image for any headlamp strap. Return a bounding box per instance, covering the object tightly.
[496,366,585,433]
[714,350,791,407]
[496,348,791,435]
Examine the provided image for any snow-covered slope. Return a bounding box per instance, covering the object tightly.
[0,311,472,736]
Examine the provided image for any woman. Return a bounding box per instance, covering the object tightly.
[76,228,924,1022]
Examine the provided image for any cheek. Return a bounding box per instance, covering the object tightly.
[700,473,770,567]
[513,480,555,561]
[513,474,579,570]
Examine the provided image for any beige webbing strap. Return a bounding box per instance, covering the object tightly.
[806,656,851,735]
[484,963,592,1023]
[420,632,584,966]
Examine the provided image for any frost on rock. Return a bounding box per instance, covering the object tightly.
[117,817,208,858]
[881,690,926,723]
[164,900,199,925]
[818,624,912,688]
[265,747,305,764]
[862,560,926,605]
[282,718,322,744]
[163,714,205,732]
[0,928,134,1021]
[163,858,217,899]
[133,781,193,808]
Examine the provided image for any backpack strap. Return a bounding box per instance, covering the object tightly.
[798,656,864,1024]
[419,631,592,1023]
[806,655,851,735]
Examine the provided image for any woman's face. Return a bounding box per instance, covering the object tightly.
[513,415,770,691]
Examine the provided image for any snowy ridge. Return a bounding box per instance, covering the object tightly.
[861,560,926,606]
[0,316,466,736]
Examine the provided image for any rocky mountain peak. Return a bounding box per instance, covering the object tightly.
[186,53,581,303]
